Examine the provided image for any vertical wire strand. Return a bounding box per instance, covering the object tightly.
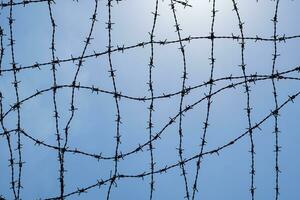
[8,1,23,199]
[191,0,217,199]
[46,1,65,198]
[271,1,281,199]
[148,0,160,199]
[231,1,255,199]
[106,1,122,199]
[169,0,190,199]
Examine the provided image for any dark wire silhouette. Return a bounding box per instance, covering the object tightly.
[0,0,299,200]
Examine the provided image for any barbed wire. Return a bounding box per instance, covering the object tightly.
[191,0,216,199]
[231,0,256,199]
[147,0,159,199]
[0,0,299,199]
[271,1,281,199]
[7,0,23,198]
[46,1,65,199]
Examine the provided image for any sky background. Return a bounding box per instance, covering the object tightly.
[1,0,300,199]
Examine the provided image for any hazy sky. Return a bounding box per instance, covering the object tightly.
[1,0,300,199]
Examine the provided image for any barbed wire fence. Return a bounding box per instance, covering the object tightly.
[0,0,300,199]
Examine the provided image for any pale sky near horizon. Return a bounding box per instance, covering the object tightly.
[1,0,300,199]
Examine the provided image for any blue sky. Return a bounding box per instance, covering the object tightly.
[1,0,300,199]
